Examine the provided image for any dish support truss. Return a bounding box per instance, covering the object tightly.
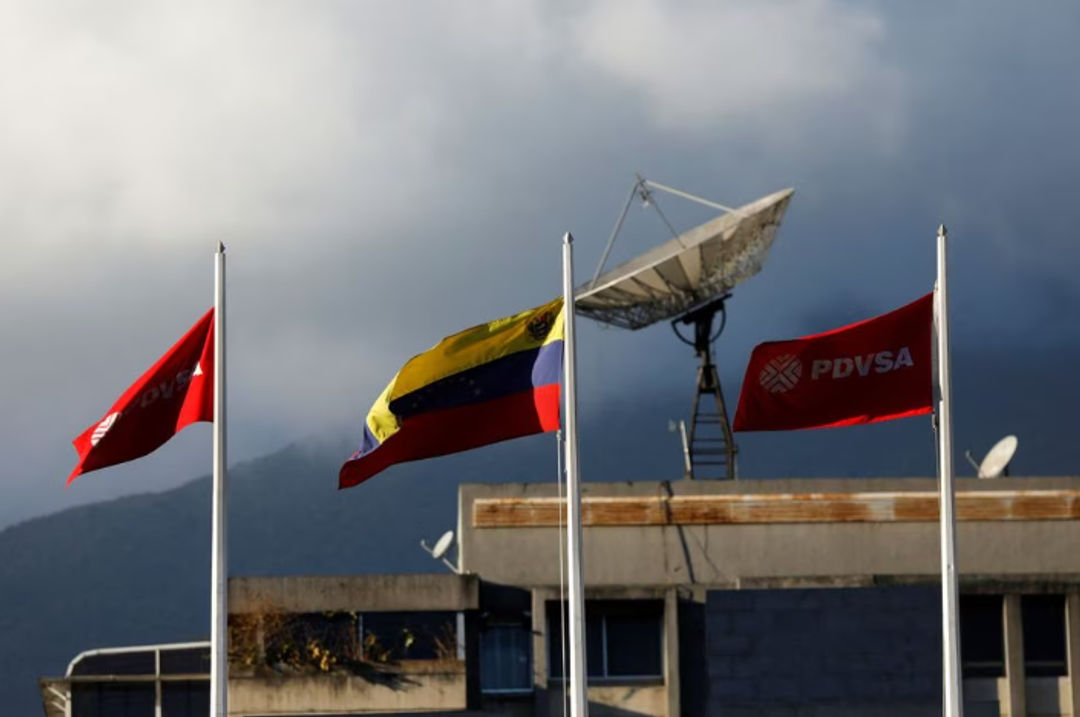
[673,295,737,480]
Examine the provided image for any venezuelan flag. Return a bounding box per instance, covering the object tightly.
[339,298,564,488]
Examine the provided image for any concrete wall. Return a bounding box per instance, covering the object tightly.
[543,685,669,717]
[229,661,467,715]
[703,585,940,716]
[459,478,1080,588]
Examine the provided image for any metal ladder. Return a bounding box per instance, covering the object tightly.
[673,295,737,480]
[686,360,736,480]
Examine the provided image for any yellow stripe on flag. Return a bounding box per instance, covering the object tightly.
[389,297,564,402]
[363,297,564,445]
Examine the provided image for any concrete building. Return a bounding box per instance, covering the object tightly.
[42,476,1080,716]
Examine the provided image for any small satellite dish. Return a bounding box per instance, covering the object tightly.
[431,530,454,560]
[420,530,459,573]
[977,435,1018,478]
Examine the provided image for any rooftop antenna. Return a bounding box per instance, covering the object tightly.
[576,177,794,479]
[420,530,460,573]
[965,435,1018,478]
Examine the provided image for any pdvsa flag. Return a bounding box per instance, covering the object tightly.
[68,309,214,484]
[340,298,564,489]
[733,293,932,432]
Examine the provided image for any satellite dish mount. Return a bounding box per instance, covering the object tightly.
[672,294,736,480]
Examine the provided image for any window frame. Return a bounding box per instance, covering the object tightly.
[1021,594,1068,678]
[546,599,664,685]
[959,594,1006,679]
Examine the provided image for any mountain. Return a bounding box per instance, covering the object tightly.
[2,349,1076,715]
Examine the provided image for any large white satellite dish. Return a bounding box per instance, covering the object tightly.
[575,186,794,330]
[573,177,795,480]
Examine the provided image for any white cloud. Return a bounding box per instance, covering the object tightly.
[0,3,449,272]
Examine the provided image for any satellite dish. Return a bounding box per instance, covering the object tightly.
[977,435,1018,478]
[420,530,459,573]
[574,178,795,480]
[431,530,454,559]
[575,186,794,330]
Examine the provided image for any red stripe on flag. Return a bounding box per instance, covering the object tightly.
[339,383,560,489]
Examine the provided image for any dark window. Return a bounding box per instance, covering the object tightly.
[606,611,663,677]
[960,595,1004,678]
[481,621,532,693]
[362,611,458,661]
[160,647,210,675]
[72,683,155,717]
[162,680,210,717]
[548,600,663,681]
[1022,595,1067,677]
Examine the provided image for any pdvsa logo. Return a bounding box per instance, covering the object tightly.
[760,347,916,395]
[759,354,802,394]
[810,347,914,380]
[90,412,120,446]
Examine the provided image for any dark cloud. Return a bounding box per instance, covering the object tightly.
[1,1,1078,527]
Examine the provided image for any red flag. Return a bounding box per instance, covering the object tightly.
[68,309,214,484]
[733,293,932,432]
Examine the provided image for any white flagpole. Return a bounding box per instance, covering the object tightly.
[562,232,589,717]
[935,224,964,717]
[210,242,228,717]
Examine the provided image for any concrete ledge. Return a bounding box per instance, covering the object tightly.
[230,573,479,613]
[229,668,468,716]
[474,485,1080,528]
[736,574,1080,592]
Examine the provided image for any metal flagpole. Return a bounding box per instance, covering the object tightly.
[210,242,228,717]
[555,429,569,717]
[935,225,964,717]
[562,233,589,717]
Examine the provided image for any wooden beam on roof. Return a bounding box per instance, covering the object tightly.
[472,489,1080,528]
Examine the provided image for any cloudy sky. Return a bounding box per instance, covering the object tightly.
[1,1,1077,528]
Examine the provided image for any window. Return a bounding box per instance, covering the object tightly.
[1022,595,1067,677]
[481,621,533,693]
[960,595,1004,678]
[547,600,663,682]
[71,683,155,717]
[161,681,210,717]
[160,647,210,675]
